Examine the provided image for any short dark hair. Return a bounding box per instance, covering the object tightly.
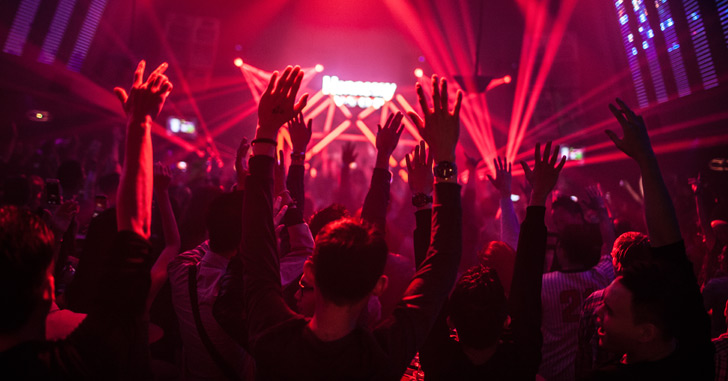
[308,203,349,238]
[312,218,387,306]
[552,195,583,217]
[618,263,687,340]
[559,223,602,268]
[611,232,651,274]
[206,191,244,253]
[0,206,55,333]
[449,266,508,349]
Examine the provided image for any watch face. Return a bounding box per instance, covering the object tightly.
[434,161,457,179]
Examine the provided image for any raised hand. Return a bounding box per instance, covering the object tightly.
[257,66,308,140]
[487,157,512,197]
[287,112,313,154]
[375,112,405,168]
[583,184,606,211]
[520,142,566,206]
[113,60,173,122]
[407,75,463,163]
[405,141,434,197]
[342,142,358,167]
[606,98,654,163]
[153,162,172,193]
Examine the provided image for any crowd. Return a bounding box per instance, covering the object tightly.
[0,59,726,380]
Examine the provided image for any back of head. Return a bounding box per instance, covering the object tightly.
[206,191,244,253]
[308,203,349,238]
[618,263,687,341]
[312,218,387,306]
[559,223,602,269]
[552,195,583,216]
[449,265,508,349]
[611,231,651,274]
[0,206,54,333]
[478,241,516,294]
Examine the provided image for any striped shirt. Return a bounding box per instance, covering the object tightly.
[539,251,615,381]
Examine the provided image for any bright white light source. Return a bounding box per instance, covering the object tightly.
[177,161,188,171]
[234,57,243,67]
[511,194,520,202]
[315,64,324,72]
[414,68,424,78]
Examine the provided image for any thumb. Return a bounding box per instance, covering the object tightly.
[407,111,424,132]
[113,87,128,107]
[604,130,621,147]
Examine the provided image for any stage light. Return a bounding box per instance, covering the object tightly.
[315,64,324,72]
[27,110,50,122]
[310,168,318,178]
[349,162,357,169]
[234,57,244,67]
[176,161,188,171]
[414,68,424,78]
[503,75,512,84]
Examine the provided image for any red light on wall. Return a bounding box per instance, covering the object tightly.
[234,57,244,67]
[414,68,424,78]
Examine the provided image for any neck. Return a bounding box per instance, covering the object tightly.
[307,292,364,342]
[462,343,499,365]
[624,338,677,364]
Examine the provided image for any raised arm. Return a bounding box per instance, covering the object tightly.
[234,137,250,191]
[606,99,680,246]
[378,75,463,371]
[405,140,434,267]
[146,163,180,311]
[361,112,404,230]
[243,66,308,338]
[286,112,312,209]
[114,61,172,238]
[488,156,520,250]
[336,142,357,211]
[514,142,565,378]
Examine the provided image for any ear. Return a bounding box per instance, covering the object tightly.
[303,259,315,285]
[371,275,388,297]
[503,315,512,329]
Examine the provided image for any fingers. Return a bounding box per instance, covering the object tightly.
[415,83,429,115]
[420,141,428,165]
[534,142,541,164]
[431,75,441,112]
[543,141,552,164]
[289,67,304,98]
[264,71,278,95]
[294,93,309,113]
[407,111,424,132]
[608,104,628,129]
[133,60,146,88]
[405,151,413,172]
[392,112,404,134]
[605,129,622,148]
[384,113,395,129]
[440,78,449,111]
[556,155,566,172]
[487,174,495,184]
[113,87,128,106]
[452,90,463,116]
[550,145,560,166]
[508,161,512,173]
[520,161,533,182]
[159,80,173,95]
[276,66,294,94]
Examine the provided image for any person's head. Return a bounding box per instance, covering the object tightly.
[556,223,602,269]
[304,218,388,307]
[0,206,55,335]
[308,203,349,239]
[448,266,508,349]
[611,231,651,274]
[28,176,45,210]
[57,160,84,197]
[712,220,728,245]
[477,241,515,294]
[551,196,584,233]
[597,263,684,356]
[205,191,244,256]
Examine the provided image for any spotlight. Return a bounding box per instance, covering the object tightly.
[26,110,51,122]
[503,75,512,84]
[310,168,318,178]
[234,58,244,68]
[414,68,424,78]
[315,64,324,73]
[176,161,188,171]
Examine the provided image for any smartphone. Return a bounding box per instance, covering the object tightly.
[92,194,107,218]
[46,179,62,205]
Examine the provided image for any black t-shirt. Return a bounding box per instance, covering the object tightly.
[0,231,152,379]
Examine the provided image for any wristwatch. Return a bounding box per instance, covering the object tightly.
[433,161,457,180]
[412,193,433,208]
